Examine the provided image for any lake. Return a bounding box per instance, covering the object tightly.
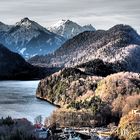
[0,81,56,123]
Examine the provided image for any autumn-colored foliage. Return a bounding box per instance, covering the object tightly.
[118,109,140,140]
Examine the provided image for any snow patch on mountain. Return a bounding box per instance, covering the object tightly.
[20,48,26,54]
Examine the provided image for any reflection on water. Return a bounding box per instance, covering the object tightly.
[0,81,56,122]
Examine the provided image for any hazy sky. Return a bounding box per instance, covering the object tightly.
[0,0,140,33]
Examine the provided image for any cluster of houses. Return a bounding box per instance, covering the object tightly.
[33,109,140,140]
[34,123,82,140]
[34,123,50,139]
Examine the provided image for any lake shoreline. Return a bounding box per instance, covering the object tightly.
[0,80,56,123]
[36,96,61,108]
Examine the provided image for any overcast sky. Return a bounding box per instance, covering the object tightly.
[0,0,140,33]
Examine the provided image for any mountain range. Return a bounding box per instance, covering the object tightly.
[0,18,95,58]
[48,19,95,39]
[29,24,140,72]
[0,18,65,58]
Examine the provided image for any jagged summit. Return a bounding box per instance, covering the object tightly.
[52,19,75,25]
[83,24,94,30]
[49,19,79,30]
[16,17,31,26]
[15,17,48,32]
[21,17,30,22]
[48,19,95,39]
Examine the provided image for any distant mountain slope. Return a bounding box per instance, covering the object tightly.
[0,18,65,58]
[0,44,59,80]
[29,24,140,72]
[48,19,95,39]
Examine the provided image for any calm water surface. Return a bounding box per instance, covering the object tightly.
[0,81,56,122]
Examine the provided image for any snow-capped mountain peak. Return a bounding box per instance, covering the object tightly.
[16,17,32,28]
[51,19,73,27]
[51,19,68,28]
[0,18,65,58]
[15,17,48,32]
[48,19,96,39]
